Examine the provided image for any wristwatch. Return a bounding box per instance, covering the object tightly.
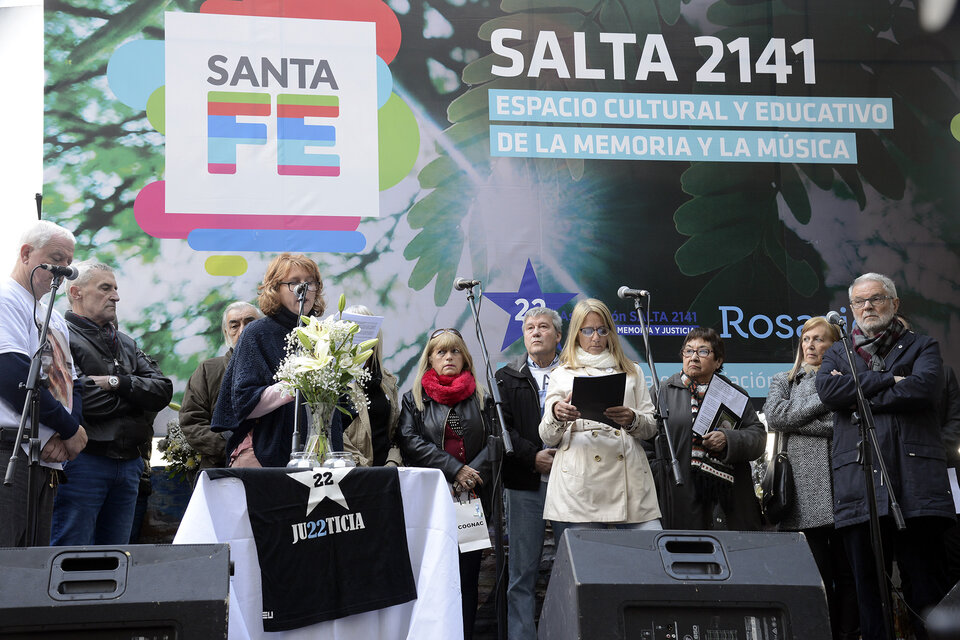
[108,376,119,389]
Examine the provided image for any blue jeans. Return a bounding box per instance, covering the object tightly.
[552,517,663,546]
[51,452,144,546]
[506,483,548,640]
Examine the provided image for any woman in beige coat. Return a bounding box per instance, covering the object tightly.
[539,298,661,541]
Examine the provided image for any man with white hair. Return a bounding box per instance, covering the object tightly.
[496,306,564,640]
[179,301,261,481]
[0,220,87,546]
[52,261,172,546]
[817,272,954,640]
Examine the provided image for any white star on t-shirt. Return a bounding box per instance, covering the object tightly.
[289,467,352,517]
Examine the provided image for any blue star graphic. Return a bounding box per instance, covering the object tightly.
[483,260,577,351]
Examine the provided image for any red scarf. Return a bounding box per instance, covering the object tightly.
[420,369,476,406]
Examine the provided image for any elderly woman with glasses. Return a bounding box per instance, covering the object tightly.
[644,327,765,530]
[539,298,661,540]
[212,253,326,468]
[397,327,493,640]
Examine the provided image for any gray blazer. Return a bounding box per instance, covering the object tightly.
[763,369,835,530]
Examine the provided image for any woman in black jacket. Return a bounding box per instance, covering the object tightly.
[397,328,492,640]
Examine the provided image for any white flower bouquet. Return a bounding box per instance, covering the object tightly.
[158,415,201,482]
[275,295,377,457]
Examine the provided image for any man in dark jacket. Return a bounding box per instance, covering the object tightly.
[939,365,960,588]
[816,272,955,640]
[496,307,562,640]
[179,301,260,482]
[51,261,172,545]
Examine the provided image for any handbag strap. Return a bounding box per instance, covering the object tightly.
[773,430,788,455]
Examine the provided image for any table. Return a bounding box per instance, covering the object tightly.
[174,467,462,639]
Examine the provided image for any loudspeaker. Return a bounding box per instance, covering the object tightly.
[928,578,960,640]
[0,544,230,638]
[539,529,830,640]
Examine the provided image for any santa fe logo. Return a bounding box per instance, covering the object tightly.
[164,12,379,217]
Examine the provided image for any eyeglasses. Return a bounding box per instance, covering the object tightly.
[579,327,610,337]
[431,328,462,339]
[280,281,321,293]
[850,295,893,309]
[681,347,713,358]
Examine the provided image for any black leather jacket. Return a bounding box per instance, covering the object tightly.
[496,357,547,491]
[66,311,173,459]
[397,389,494,512]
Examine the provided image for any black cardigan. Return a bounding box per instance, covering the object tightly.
[212,307,305,468]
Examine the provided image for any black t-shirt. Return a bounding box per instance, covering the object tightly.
[207,467,417,631]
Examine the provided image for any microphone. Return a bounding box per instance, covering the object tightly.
[39,264,79,280]
[825,310,846,326]
[617,286,649,299]
[454,278,481,291]
[294,282,309,300]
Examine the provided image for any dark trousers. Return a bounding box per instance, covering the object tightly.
[459,549,483,640]
[842,516,950,640]
[0,439,56,547]
[944,516,960,589]
[804,525,860,640]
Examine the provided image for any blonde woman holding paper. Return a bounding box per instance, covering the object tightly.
[539,298,661,540]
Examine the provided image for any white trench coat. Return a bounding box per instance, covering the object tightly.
[539,362,661,524]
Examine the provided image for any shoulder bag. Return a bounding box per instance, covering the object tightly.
[760,431,793,524]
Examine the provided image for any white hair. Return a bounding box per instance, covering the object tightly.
[68,261,113,309]
[522,306,563,335]
[221,301,261,347]
[848,272,898,300]
[20,220,76,249]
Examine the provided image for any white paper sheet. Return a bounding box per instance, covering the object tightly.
[340,312,383,344]
[948,467,960,514]
[692,375,749,437]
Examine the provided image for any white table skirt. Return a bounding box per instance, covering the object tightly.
[174,467,462,639]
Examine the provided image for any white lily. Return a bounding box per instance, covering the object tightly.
[353,349,374,366]
[357,338,379,351]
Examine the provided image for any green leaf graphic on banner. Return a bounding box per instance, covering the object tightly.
[676,222,763,276]
[778,164,811,225]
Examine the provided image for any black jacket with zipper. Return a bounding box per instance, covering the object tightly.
[397,388,494,514]
[496,356,548,491]
[65,311,173,459]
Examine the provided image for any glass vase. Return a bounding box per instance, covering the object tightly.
[322,451,356,468]
[303,401,335,461]
[286,451,319,469]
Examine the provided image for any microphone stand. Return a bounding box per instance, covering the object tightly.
[834,317,903,640]
[460,283,509,640]
[627,293,683,487]
[289,287,309,456]
[3,271,69,547]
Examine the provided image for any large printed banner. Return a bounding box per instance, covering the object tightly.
[43,0,960,399]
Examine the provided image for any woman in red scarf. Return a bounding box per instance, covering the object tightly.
[397,328,493,640]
